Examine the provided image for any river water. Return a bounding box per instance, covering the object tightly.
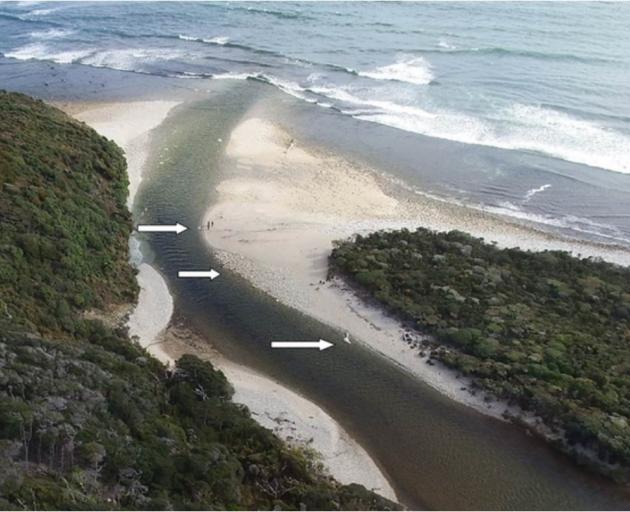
[133,80,630,510]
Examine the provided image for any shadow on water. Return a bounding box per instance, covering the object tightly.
[135,80,630,510]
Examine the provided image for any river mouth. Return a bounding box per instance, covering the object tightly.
[134,79,630,510]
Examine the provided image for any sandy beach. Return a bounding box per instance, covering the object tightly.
[70,99,397,503]
[204,116,630,421]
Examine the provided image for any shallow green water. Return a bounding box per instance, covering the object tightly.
[134,80,630,510]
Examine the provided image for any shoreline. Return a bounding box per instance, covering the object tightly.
[203,116,630,426]
[155,323,397,501]
[66,99,398,503]
[70,100,180,354]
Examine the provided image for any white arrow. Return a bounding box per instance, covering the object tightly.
[137,223,188,235]
[271,339,334,351]
[178,269,220,280]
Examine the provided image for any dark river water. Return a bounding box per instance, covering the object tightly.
[133,80,630,510]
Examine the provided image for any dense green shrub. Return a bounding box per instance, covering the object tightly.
[0,91,137,337]
[330,227,630,479]
[0,329,395,510]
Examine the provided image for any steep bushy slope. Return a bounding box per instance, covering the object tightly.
[0,92,396,510]
[0,91,136,336]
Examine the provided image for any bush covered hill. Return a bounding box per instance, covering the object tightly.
[0,90,136,336]
[330,227,630,481]
[0,91,397,510]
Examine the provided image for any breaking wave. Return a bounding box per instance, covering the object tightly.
[178,34,230,46]
[29,28,74,39]
[4,42,92,64]
[524,184,552,201]
[80,47,185,71]
[358,56,434,85]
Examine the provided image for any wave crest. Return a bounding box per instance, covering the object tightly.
[358,56,434,85]
[524,184,552,201]
[203,36,229,45]
[80,47,185,71]
[29,28,74,39]
[4,42,92,64]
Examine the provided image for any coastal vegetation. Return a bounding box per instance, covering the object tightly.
[0,90,136,337]
[330,227,630,481]
[0,91,396,510]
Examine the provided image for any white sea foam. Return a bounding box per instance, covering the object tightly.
[211,71,256,80]
[438,38,456,50]
[26,7,58,16]
[29,28,74,40]
[275,77,630,175]
[524,183,551,201]
[178,34,230,45]
[202,36,229,45]
[499,104,630,174]
[5,42,92,64]
[262,75,317,103]
[346,100,630,175]
[80,48,184,72]
[358,56,434,85]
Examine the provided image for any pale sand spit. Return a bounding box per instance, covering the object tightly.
[72,101,179,347]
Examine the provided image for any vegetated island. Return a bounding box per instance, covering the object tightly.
[329,227,630,482]
[0,91,398,510]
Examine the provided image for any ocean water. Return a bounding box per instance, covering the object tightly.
[1,1,630,245]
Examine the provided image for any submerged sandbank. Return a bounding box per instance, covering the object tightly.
[70,99,396,502]
[204,116,630,421]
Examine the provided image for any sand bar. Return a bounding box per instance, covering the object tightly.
[204,117,630,420]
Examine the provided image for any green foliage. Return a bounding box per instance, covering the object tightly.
[0,92,397,510]
[0,330,396,510]
[0,91,137,337]
[330,227,630,479]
